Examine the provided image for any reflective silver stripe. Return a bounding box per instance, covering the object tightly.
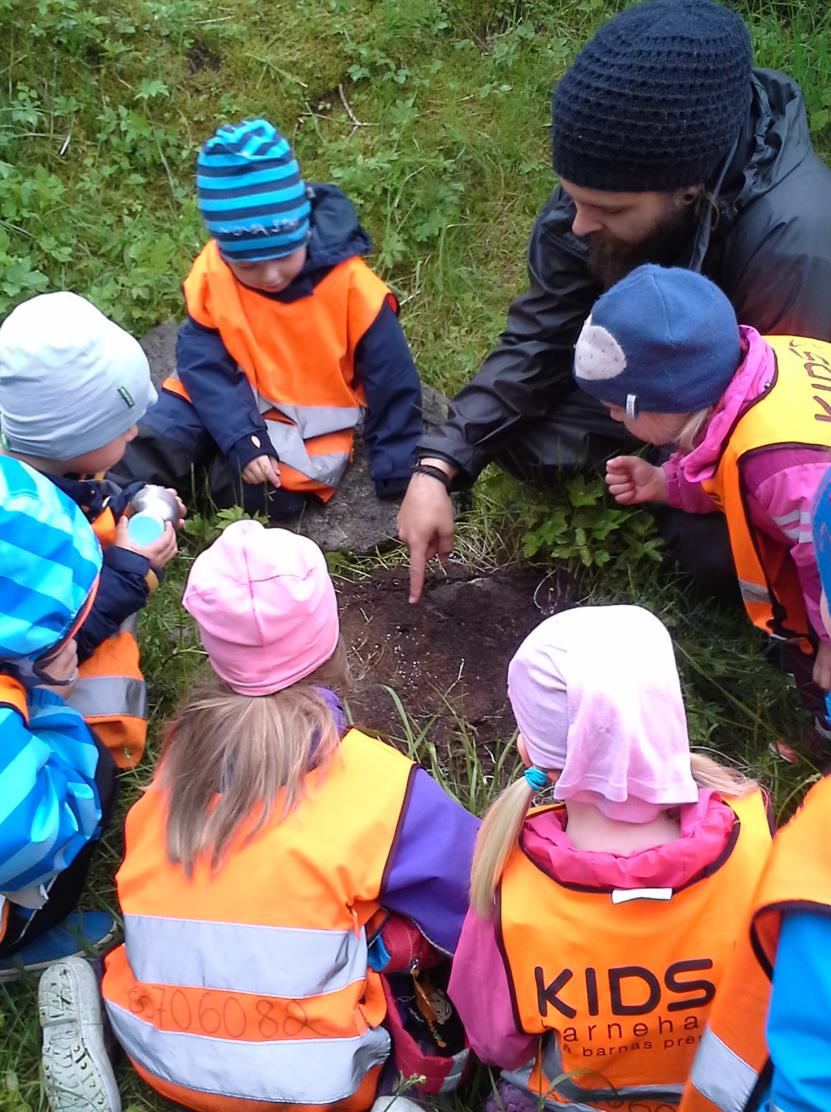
[124,914,369,999]
[106,1000,390,1104]
[503,1037,683,1109]
[265,419,349,487]
[502,1063,596,1112]
[438,1049,469,1093]
[119,613,139,636]
[688,1027,759,1112]
[738,579,772,605]
[772,510,812,543]
[772,510,800,528]
[255,393,362,438]
[68,676,147,720]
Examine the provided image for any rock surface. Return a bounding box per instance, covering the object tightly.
[139,320,450,554]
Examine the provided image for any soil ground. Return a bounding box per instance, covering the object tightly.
[335,563,574,762]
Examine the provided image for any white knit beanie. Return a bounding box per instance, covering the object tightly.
[0,292,157,460]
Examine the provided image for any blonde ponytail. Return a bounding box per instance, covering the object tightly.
[690,751,758,797]
[469,777,539,919]
[469,752,757,920]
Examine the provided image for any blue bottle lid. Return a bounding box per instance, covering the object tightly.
[127,511,164,546]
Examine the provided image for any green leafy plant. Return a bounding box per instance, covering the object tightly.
[521,473,663,570]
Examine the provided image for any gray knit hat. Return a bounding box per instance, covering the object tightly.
[0,292,156,460]
[552,0,753,192]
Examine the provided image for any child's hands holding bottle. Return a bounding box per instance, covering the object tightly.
[605,456,668,505]
[242,454,281,487]
[115,517,178,570]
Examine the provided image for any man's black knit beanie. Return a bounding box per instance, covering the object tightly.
[552,0,753,192]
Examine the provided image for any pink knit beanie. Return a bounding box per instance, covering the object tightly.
[507,605,698,823]
[183,520,339,696]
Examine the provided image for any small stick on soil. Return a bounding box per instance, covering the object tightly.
[338,84,372,134]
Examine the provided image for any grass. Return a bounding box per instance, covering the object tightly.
[1,0,831,1107]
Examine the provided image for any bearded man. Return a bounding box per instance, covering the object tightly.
[398,0,831,602]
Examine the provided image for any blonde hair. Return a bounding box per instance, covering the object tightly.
[159,638,351,877]
[468,752,758,919]
[675,407,712,453]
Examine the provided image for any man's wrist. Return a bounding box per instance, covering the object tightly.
[413,462,453,491]
[417,456,458,481]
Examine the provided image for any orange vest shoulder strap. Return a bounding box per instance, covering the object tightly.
[0,673,28,724]
[92,506,117,547]
[182,240,221,330]
[751,773,831,971]
[336,726,415,785]
[724,786,772,832]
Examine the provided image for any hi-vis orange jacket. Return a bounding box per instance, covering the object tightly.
[682,773,831,1112]
[102,728,417,1112]
[497,791,772,1112]
[699,335,831,653]
[65,508,147,768]
[163,241,394,501]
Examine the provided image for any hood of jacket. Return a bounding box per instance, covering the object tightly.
[0,455,102,662]
[676,325,773,486]
[522,789,739,890]
[688,67,816,269]
[302,182,372,275]
[727,68,816,208]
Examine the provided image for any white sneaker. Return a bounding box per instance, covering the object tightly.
[370,1097,424,1112]
[38,957,121,1112]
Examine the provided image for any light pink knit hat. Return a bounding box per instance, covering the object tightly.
[507,605,698,823]
[183,520,339,696]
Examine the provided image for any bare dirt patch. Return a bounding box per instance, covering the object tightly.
[336,563,573,763]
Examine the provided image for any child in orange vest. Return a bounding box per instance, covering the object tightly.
[449,605,771,1112]
[43,521,477,1112]
[115,118,422,517]
[571,264,831,740]
[0,291,183,768]
[681,469,831,1112]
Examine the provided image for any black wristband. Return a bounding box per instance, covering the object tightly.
[413,463,452,491]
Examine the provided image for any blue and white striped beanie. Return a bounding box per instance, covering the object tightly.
[196,119,311,262]
[0,456,102,662]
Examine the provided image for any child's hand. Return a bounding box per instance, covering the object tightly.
[605,456,668,505]
[115,517,179,570]
[813,642,831,691]
[165,488,187,526]
[242,455,281,487]
[36,639,79,695]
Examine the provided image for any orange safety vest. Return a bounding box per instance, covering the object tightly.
[699,335,831,654]
[497,791,772,1112]
[66,506,147,768]
[164,241,395,501]
[102,728,416,1112]
[0,674,29,944]
[682,773,831,1112]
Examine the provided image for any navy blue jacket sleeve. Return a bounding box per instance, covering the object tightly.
[176,316,278,473]
[75,547,151,663]
[763,909,831,1111]
[356,302,422,499]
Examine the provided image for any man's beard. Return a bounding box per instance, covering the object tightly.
[585,198,702,290]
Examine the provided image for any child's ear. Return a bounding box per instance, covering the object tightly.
[516,733,530,767]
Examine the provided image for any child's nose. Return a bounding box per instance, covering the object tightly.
[265,261,287,284]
